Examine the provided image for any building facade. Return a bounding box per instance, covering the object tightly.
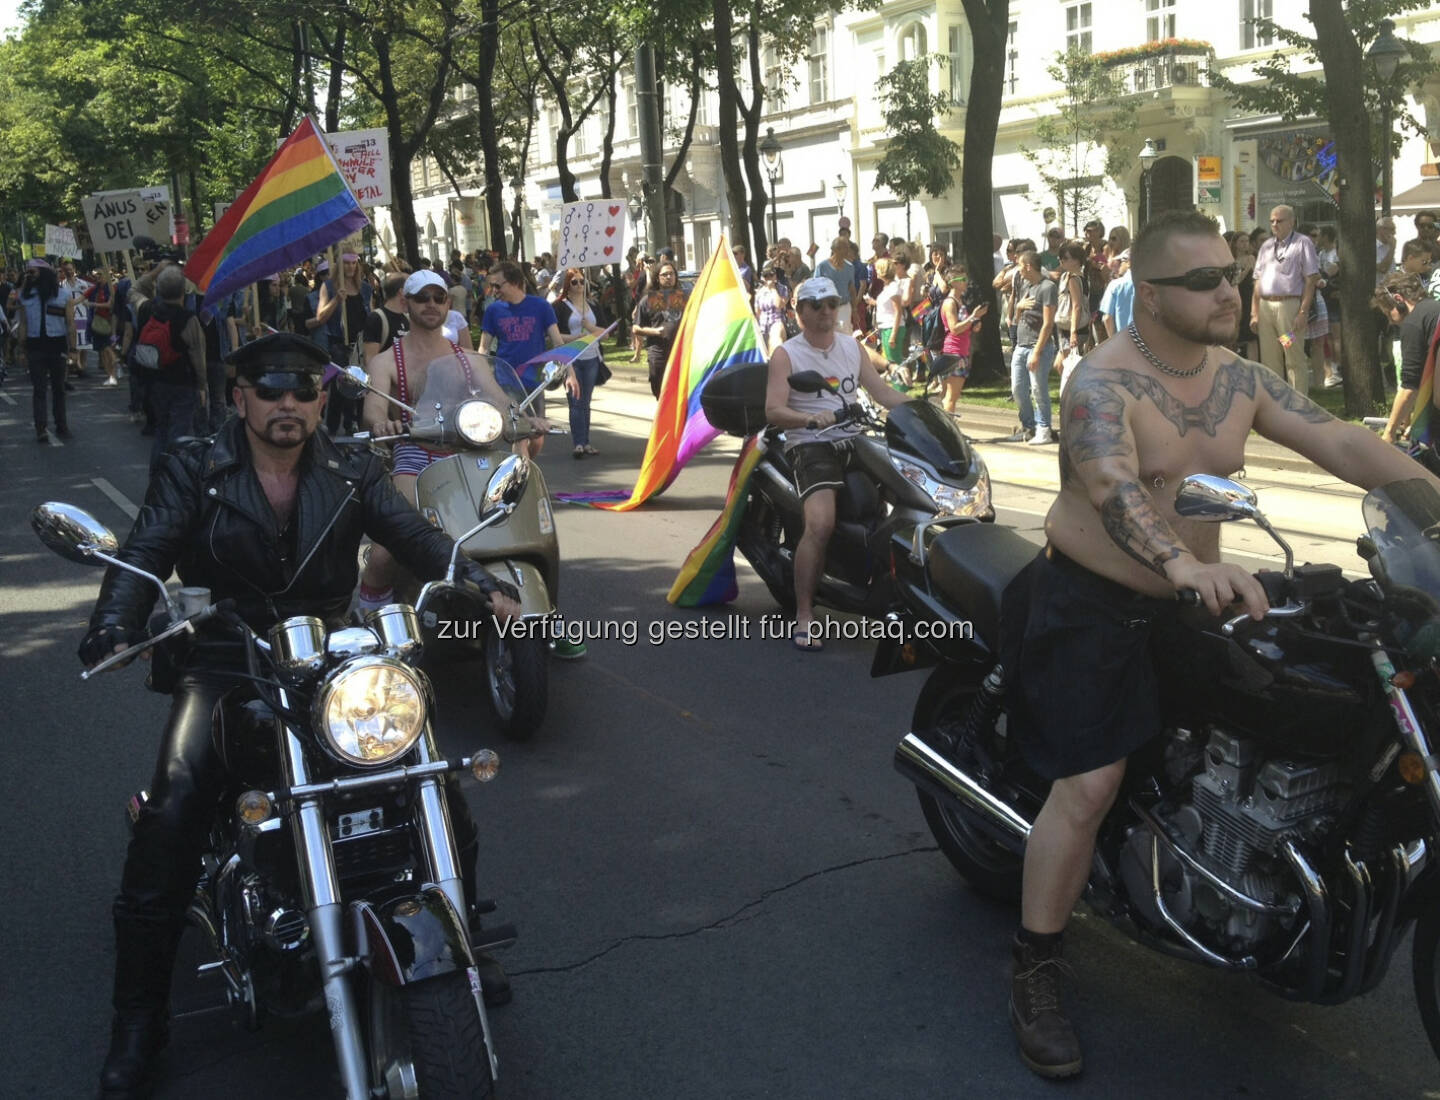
[381,0,1440,268]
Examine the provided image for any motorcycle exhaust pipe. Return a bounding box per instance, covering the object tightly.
[894,732,1033,843]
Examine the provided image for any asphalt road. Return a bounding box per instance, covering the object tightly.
[1,368,1436,1098]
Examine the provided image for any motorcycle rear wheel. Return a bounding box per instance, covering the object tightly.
[913,672,1024,903]
[402,972,495,1098]
[1412,905,1440,1063]
[736,492,796,615]
[484,629,548,741]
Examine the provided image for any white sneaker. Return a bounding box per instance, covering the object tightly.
[1323,371,1343,389]
[1027,426,1054,445]
[102,376,118,386]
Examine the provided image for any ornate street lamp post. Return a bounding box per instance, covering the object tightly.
[760,127,783,247]
[834,175,848,223]
[1137,138,1158,231]
[1367,19,1407,217]
[627,193,645,254]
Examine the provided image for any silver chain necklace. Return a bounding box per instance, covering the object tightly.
[1128,323,1208,379]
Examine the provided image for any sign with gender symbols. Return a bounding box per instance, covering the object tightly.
[556,200,627,269]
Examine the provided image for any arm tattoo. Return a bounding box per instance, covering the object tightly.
[1061,374,1132,465]
[1101,480,1188,577]
[1255,365,1333,424]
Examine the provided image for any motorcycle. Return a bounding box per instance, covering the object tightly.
[33,463,531,1098]
[884,473,1440,1061]
[700,359,994,618]
[339,358,563,740]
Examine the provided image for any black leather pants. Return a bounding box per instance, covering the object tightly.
[111,670,481,1018]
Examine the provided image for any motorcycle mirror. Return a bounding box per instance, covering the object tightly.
[1173,474,1259,522]
[482,454,530,517]
[336,365,371,398]
[31,502,119,565]
[787,370,835,395]
[543,362,569,390]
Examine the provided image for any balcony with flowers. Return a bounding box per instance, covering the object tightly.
[1098,38,1214,95]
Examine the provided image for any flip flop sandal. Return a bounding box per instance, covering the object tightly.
[790,624,824,652]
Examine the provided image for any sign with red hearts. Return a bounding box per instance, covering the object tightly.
[557,199,629,268]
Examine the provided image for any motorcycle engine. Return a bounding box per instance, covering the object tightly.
[1121,728,1349,956]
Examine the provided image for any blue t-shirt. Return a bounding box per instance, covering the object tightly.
[481,294,557,387]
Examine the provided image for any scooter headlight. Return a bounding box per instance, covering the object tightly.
[893,455,993,519]
[454,398,504,446]
[313,656,429,766]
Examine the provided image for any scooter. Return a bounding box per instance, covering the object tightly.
[339,358,563,739]
[700,360,994,618]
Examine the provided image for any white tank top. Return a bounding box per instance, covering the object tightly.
[782,332,863,448]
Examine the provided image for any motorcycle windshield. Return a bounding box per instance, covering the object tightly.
[411,351,525,417]
[884,400,973,477]
[1361,478,1440,615]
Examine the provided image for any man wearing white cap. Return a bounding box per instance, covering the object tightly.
[356,268,550,616]
[763,276,908,650]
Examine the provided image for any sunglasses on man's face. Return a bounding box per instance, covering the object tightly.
[249,382,321,403]
[409,290,448,304]
[803,298,841,310]
[1145,263,1243,292]
[570,278,584,286]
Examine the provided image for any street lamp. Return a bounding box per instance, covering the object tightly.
[760,127,782,245]
[833,175,848,223]
[510,176,524,260]
[1367,19,1407,216]
[627,193,644,253]
[1137,138,1158,230]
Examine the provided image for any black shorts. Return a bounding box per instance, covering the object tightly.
[999,545,1178,780]
[788,439,855,500]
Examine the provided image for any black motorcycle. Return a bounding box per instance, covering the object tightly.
[882,473,1440,1060]
[33,458,531,1098]
[701,361,993,618]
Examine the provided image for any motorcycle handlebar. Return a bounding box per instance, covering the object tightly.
[81,598,239,680]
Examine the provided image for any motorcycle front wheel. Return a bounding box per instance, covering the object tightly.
[1412,905,1440,1063]
[913,670,1024,903]
[369,972,494,1098]
[484,629,548,741]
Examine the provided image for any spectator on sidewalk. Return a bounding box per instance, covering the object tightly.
[16,259,78,442]
[1250,205,1319,394]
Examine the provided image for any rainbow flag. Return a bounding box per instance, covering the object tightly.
[516,322,617,370]
[667,437,766,606]
[556,237,764,511]
[1409,325,1440,448]
[185,117,368,309]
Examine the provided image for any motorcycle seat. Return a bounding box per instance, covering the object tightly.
[926,523,1036,645]
[837,471,881,523]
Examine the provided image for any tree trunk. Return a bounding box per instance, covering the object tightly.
[713,0,752,257]
[961,0,1010,383]
[1309,0,1382,415]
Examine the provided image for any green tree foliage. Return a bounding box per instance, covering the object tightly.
[1020,49,1137,236]
[874,57,962,238]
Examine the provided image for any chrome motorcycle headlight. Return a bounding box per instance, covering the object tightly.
[454,398,504,446]
[313,656,428,766]
[893,455,993,519]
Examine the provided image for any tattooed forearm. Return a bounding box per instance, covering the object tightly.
[1255,365,1333,424]
[1100,481,1188,576]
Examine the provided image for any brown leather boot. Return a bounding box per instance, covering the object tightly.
[1009,934,1083,1078]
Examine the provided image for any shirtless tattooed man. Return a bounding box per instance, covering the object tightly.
[1003,211,1439,1079]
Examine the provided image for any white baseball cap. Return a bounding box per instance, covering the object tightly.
[795,276,841,304]
[403,270,447,297]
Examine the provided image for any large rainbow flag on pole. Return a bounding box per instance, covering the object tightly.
[557,236,764,511]
[185,117,369,309]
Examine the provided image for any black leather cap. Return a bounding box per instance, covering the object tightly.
[226,332,330,387]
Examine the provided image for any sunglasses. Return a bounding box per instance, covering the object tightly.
[409,289,449,304]
[1145,263,1243,291]
[802,298,841,310]
[570,278,584,286]
[249,382,321,402]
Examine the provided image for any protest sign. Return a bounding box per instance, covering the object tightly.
[327,128,390,207]
[83,191,145,248]
[45,224,80,259]
[556,200,627,269]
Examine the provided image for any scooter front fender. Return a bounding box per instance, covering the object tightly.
[352,885,473,987]
[484,559,554,618]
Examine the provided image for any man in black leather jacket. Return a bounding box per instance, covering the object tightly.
[81,332,520,1099]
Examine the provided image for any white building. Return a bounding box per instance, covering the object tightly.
[383,0,1440,267]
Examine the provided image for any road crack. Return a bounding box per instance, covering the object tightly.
[510,844,938,977]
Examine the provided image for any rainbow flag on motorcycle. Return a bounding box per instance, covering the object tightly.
[667,436,766,606]
[554,238,764,510]
[185,117,369,310]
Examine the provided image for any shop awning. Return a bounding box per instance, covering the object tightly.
[1391,177,1440,213]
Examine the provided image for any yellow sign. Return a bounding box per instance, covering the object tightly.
[1197,156,1223,203]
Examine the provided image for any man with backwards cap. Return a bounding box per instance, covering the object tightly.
[356,268,549,616]
[764,276,908,650]
[79,330,522,1098]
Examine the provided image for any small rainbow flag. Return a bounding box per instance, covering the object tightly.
[1409,325,1440,447]
[556,237,763,511]
[667,436,766,606]
[185,117,368,309]
[515,322,617,370]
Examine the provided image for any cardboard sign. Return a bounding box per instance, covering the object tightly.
[45,224,80,259]
[556,200,627,268]
[327,128,390,207]
[82,191,145,247]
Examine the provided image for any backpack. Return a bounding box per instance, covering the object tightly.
[134,304,189,376]
[921,285,948,351]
